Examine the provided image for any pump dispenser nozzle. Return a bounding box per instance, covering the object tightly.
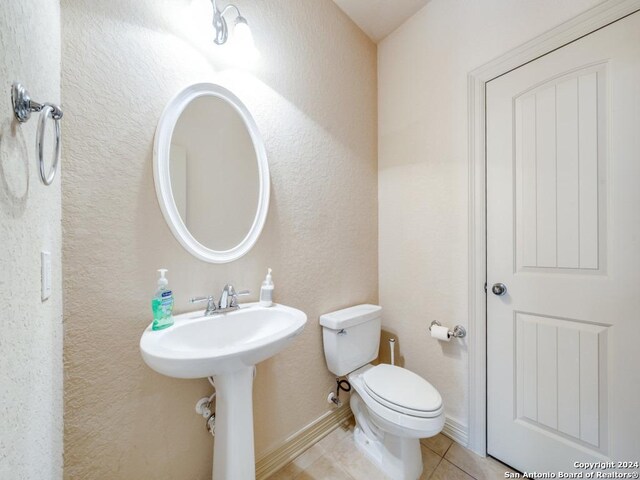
[260,268,274,307]
[157,269,168,287]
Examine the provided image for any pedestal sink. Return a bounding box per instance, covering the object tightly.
[140,303,307,480]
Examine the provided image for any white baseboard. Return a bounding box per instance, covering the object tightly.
[255,405,353,480]
[442,416,469,447]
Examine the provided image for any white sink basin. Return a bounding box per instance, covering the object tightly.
[140,302,306,480]
[140,303,307,378]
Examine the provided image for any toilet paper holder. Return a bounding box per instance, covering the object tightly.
[429,321,467,339]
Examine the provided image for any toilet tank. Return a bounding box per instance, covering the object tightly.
[320,304,382,377]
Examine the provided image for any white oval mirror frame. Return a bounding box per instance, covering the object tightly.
[153,83,270,263]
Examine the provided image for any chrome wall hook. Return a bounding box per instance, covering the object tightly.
[11,83,63,186]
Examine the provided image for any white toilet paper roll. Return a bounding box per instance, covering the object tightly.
[431,325,451,342]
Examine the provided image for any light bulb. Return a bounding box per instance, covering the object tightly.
[231,16,259,64]
[233,16,254,50]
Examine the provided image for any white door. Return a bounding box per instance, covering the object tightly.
[487,12,640,473]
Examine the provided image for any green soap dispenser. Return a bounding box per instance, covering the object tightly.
[151,269,174,330]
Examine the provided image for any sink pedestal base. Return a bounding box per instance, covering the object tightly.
[212,366,255,480]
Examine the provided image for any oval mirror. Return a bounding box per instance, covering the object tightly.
[153,83,269,263]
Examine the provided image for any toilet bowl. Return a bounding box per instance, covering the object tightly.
[320,305,445,480]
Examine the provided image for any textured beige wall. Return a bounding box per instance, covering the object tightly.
[61,0,376,478]
[378,0,604,433]
[0,1,63,479]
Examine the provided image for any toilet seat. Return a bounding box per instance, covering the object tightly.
[348,364,445,440]
[362,364,443,418]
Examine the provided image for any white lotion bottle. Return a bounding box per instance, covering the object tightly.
[259,268,274,307]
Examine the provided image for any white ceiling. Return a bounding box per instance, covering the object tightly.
[332,0,430,43]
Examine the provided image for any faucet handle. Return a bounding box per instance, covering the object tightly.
[190,295,214,303]
[190,295,217,315]
[229,287,250,307]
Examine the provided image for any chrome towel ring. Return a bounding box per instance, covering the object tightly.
[11,82,63,186]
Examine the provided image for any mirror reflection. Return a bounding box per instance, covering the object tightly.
[169,95,259,251]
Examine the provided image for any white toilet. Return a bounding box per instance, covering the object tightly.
[320,304,445,480]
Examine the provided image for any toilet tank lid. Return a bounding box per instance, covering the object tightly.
[319,304,382,330]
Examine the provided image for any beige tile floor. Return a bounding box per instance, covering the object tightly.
[268,421,517,480]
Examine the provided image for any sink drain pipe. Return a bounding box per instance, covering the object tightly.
[195,377,217,437]
[195,370,256,437]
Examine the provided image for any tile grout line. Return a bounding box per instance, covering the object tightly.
[437,457,480,480]
[422,444,441,457]
[427,456,444,480]
[443,457,479,480]
[436,440,480,480]
[442,441,453,457]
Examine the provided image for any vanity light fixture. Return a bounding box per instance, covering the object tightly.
[211,0,254,47]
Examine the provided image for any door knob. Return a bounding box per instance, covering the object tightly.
[491,283,507,296]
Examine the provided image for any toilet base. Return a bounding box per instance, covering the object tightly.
[351,393,424,480]
[353,424,423,480]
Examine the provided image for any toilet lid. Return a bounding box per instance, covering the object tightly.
[362,364,442,416]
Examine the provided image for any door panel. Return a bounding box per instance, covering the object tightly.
[487,11,640,472]
[515,66,605,272]
[515,313,607,446]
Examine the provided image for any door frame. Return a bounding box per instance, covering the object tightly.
[466,0,640,456]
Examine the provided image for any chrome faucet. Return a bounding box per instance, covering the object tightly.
[191,284,250,316]
[218,285,231,310]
